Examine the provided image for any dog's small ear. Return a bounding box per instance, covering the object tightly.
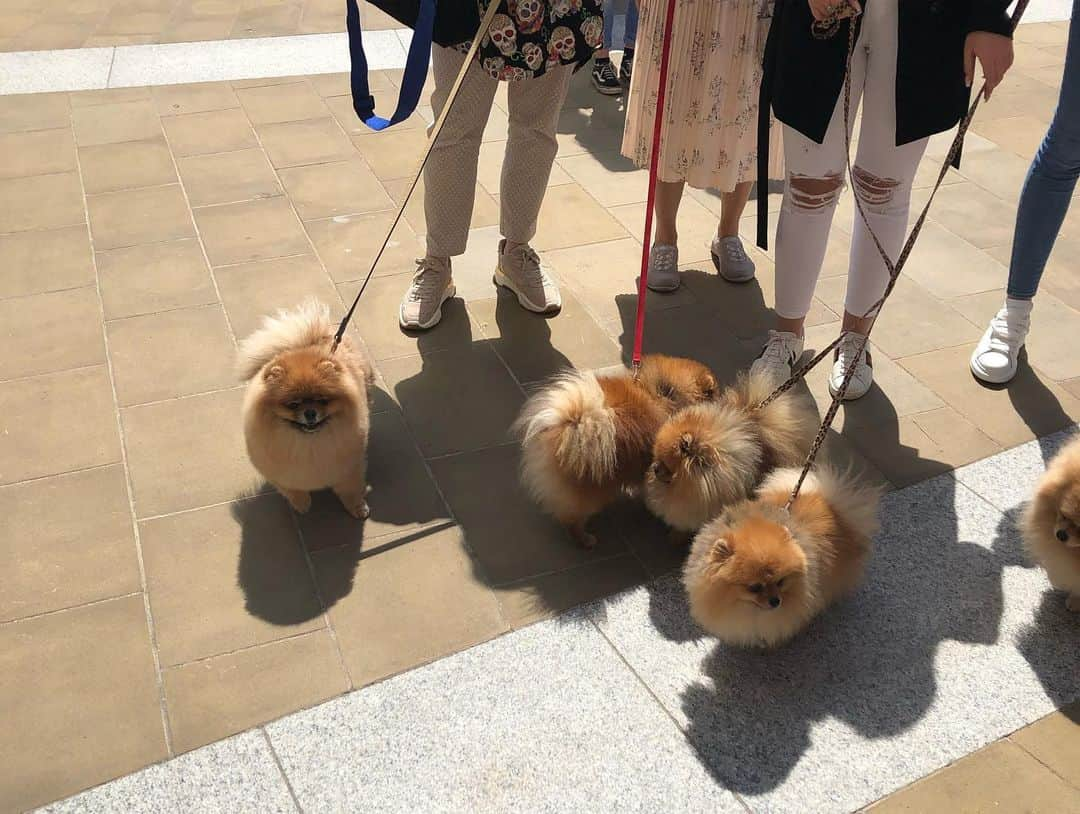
[316,359,340,376]
[698,371,718,400]
[679,433,696,456]
[263,364,285,382]
[709,536,732,564]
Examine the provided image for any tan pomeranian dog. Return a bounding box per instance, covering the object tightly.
[645,372,818,534]
[238,299,372,518]
[683,466,881,647]
[1023,434,1080,612]
[515,354,718,548]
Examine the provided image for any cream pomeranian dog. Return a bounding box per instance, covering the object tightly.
[645,372,818,533]
[683,466,881,647]
[515,354,718,548]
[238,299,372,518]
[1023,434,1080,612]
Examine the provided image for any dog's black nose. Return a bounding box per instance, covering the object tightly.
[1058,529,1070,542]
[304,408,318,423]
[768,596,781,608]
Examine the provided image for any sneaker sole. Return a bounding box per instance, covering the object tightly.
[398,283,456,331]
[494,269,560,314]
[711,250,755,283]
[591,78,623,95]
[828,379,872,401]
[970,354,1018,385]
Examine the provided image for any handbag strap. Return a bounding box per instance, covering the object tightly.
[346,0,437,131]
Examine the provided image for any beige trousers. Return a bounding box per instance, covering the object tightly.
[424,46,573,258]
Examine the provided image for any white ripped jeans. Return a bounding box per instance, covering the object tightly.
[774,0,930,321]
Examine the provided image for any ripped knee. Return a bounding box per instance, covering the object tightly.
[787,172,844,212]
[851,165,902,213]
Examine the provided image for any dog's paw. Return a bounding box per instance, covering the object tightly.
[346,499,370,520]
[1066,594,1080,613]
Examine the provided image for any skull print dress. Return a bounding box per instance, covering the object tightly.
[456,0,605,81]
[622,0,784,192]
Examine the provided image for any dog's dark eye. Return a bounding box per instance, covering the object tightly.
[286,401,300,410]
[315,398,329,406]
[748,583,763,594]
[777,577,786,588]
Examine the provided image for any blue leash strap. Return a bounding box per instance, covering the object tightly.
[346,0,436,131]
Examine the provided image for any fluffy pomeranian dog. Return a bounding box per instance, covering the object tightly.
[1023,434,1080,612]
[238,299,372,518]
[683,466,881,647]
[515,354,718,548]
[645,372,818,533]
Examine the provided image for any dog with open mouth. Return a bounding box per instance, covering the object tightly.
[238,299,372,518]
[1023,434,1080,612]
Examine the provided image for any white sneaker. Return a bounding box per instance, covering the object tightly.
[970,298,1033,384]
[646,244,680,292]
[750,330,805,384]
[829,332,873,401]
[399,256,455,330]
[711,234,756,283]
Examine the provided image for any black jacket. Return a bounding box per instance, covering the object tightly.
[756,0,1015,249]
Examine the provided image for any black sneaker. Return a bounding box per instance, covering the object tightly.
[619,49,634,84]
[591,58,621,95]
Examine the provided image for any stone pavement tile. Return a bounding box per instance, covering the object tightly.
[609,193,719,265]
[296,408,450,550]
[8,18,99,51]
[478,140,571,196]
[955,145,1037,205]
[256,116,355,168]
[470,289,621,384]
[1014,235,1080,311]
[1015,21,1070,44]
[1012,40,1065,72]
[495,555,650,628]
[88,184,196,250]
[978,72,1060,124]
[140,494,324,667]
[900,345,1080,448]
[72,100,162,147]
[106,304,236,406]
[311,69,394,99]
[216,253,338,339]
[903,221,1007,299]
[350,126,428,181]
[79,137,178,195]
[160,16,238,44]
[0,225,93,299]
[591,474,1069,813]
[97,238,217,320]
[972,114,1053,160]
[307,210,423,282]
[446,224,506,302]
[0,172,85,233]
[121,387,260,517]
[383,174,500,234]
[378,345,525,458]
[816,276,982,360]
[1065,377,1080,400]
[162,107,258,157]
[309,523,507,686]
[557,150,649,208]
[152,81,240,116]
[954,428,1076,513]
[42,730,295,814]
[0,286,104,380]
[952,288,1080,383]
[266,616,737,812]
[0,465,138,623]
[337,272,474,361]
[69,88,153,108]
[177,147,281,207]
[867,740,1080,813]
[232,0,302,38]
[0,128,76,179]
[237,80,327,125]
[361,3,403,29]
[0,366,120,486]
[0,595,166,813]
[279,158,393,219]
[163,630,348,754]
[929,181,1021,249]
[194,196,309,266]
[300,0,344,32]
[526,183,628,252]
[0,93,69,134]
[1010,703,1080,789]
[427,444,629,586]
[325,94,431,138]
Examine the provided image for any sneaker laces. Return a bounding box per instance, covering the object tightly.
[595,60,617,83]
[651,245,677,273]
[724,239,749,264]
[407,258,444,302]
[760,332,795,365]
[836,333,867,373]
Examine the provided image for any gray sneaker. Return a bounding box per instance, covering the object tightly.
[399,256,455,330]
[494,239,561,314]
[749,330,805,385]
[712,234,756,283]
[647,243,680,292]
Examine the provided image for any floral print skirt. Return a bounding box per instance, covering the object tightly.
[621,0,784,191]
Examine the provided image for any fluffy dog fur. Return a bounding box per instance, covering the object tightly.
[1023,434,1080,612]
[515,354,718,548]
[238,299,372,518]
[645,372,818,532]
[683,466,881,647]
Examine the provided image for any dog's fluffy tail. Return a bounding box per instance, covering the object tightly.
[761,464,883,543]
[726,370,819,467]
[515,370,619,482]
[236,298,335,381]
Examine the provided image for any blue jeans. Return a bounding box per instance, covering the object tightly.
[1007,1,1080,299]
[602,0,639,51]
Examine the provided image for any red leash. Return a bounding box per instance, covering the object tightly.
[631,0,678,372]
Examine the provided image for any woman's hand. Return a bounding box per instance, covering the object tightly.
[808,0,861,22]
[964,31,1014,100]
